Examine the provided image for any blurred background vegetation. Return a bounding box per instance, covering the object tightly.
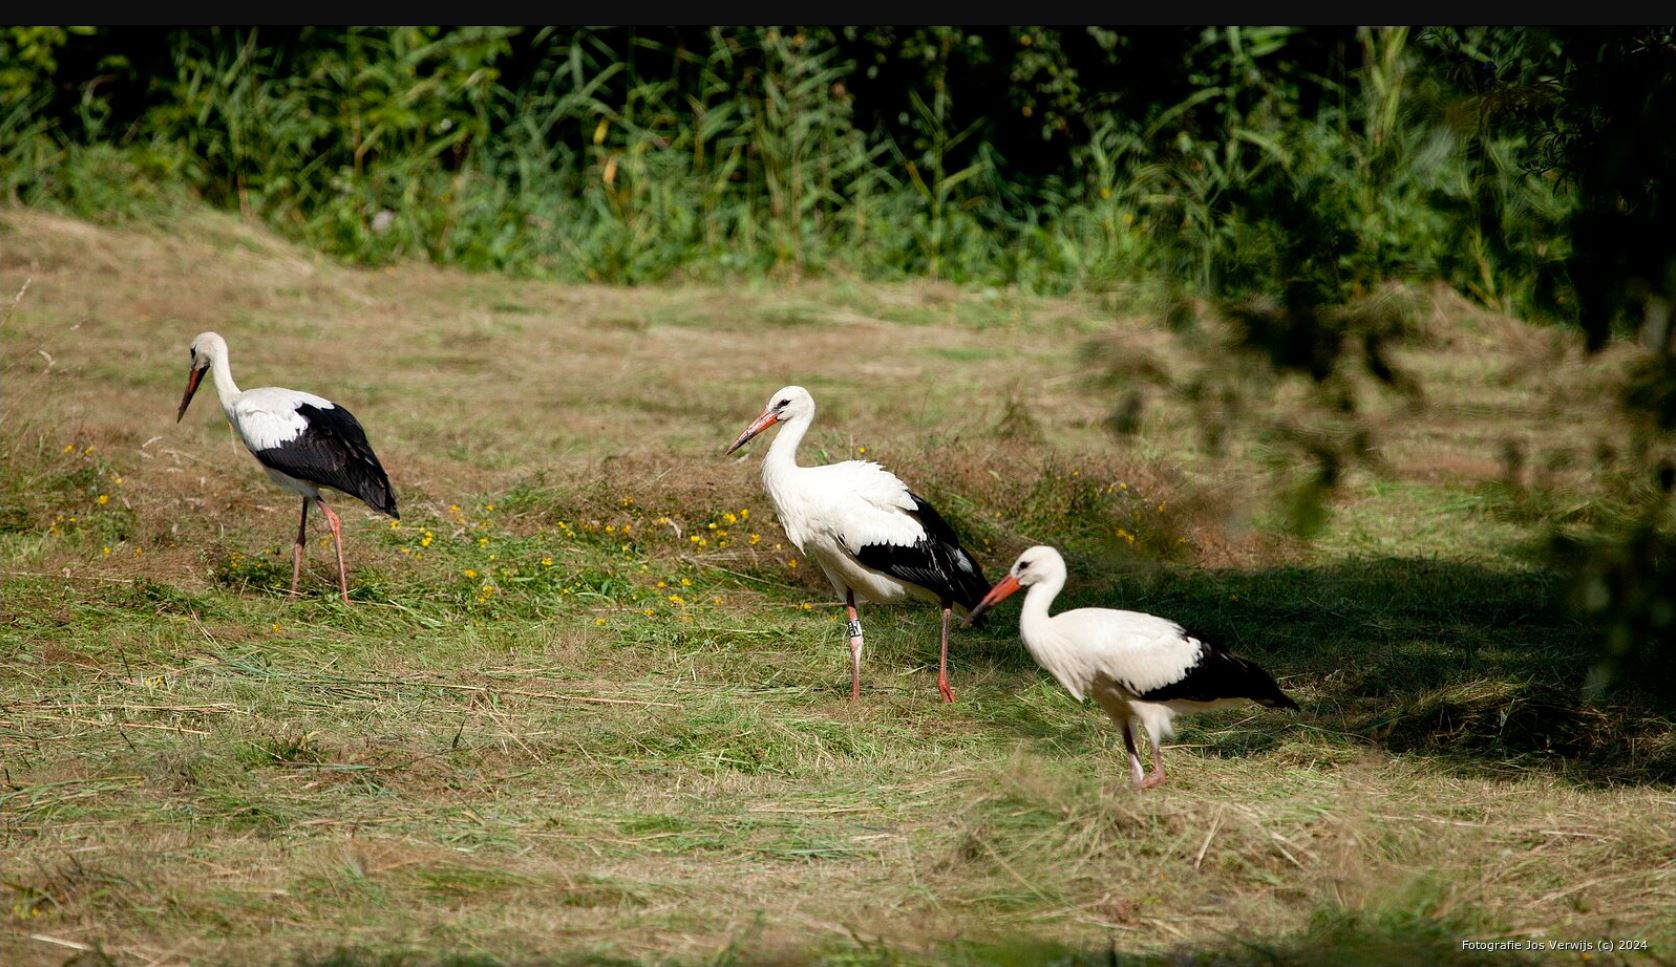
[2,25,1671,693]
[0,26,1576,295]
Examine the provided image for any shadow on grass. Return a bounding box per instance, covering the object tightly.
[953,556,1676,787]
[143,908,1614,966]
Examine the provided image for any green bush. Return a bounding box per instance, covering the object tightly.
[1,26,1574,305]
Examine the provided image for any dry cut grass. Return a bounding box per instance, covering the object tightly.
[1,209,1671,967]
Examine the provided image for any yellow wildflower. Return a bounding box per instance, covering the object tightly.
[595,617,607,626]
[680,578,692,587]
[96,494,109,506]
[464,569,478,579]
[542,556,553,567]
[668,594,685,605]
[102,546,111,556]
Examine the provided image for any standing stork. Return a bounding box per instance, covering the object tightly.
[966,546,1298,789]
[726,386,989,703]
[175,331,398,604]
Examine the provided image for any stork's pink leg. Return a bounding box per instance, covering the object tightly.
[1139,734,1167,790]
[317,499,350,605]
[1121,721,1147,788]
[290,498,310,598]
[937,602,956,703]
[845,589,863,702]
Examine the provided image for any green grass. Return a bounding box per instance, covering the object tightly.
[1,209,1671,966]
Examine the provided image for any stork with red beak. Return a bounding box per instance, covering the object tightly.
[176,331,398,603]
[727,386,989,702]
[966,546,1298,789]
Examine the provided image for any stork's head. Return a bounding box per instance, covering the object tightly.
[725,385,814,455]
[963,545,1065,627]
[177,331,227,422]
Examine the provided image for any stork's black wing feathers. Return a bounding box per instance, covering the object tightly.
[1136,638,1298,709]
[253,403,398,518]
[854,491,989,613]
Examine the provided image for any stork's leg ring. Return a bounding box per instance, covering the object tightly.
[291,498,310,598]
[846,590,863,703]
[318,499,350,605]
[937,604,956,703]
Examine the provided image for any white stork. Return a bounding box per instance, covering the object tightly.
[965,546,1298,789]
[175,331,398,604]
[726,386,990,703]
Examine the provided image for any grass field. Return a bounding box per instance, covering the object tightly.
[1,209,1671,967]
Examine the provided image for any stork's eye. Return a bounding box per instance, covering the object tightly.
[1018,560,1030,571]
[776,399,790,409]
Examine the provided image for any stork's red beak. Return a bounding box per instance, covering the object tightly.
[963,574,1022,628]
[725,409,779,455]
[176,366,206,422]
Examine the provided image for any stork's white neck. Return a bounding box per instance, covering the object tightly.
[206,346,242,421]
[761,409,812,487]
[1018,571,1066,643]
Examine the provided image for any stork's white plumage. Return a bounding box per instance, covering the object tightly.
[176,331,398,603]
[966,546,1298,789]
[726,386,989,703]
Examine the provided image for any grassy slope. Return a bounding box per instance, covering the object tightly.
[0,210,1670,967]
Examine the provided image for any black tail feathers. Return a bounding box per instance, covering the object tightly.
[1261,690,1301,712]
[1229,651,1299,711]
[355,469,399,520]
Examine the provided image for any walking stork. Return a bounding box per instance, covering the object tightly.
[966,546,1298,789]
[726,386,989,703]
[175,331,398,603]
